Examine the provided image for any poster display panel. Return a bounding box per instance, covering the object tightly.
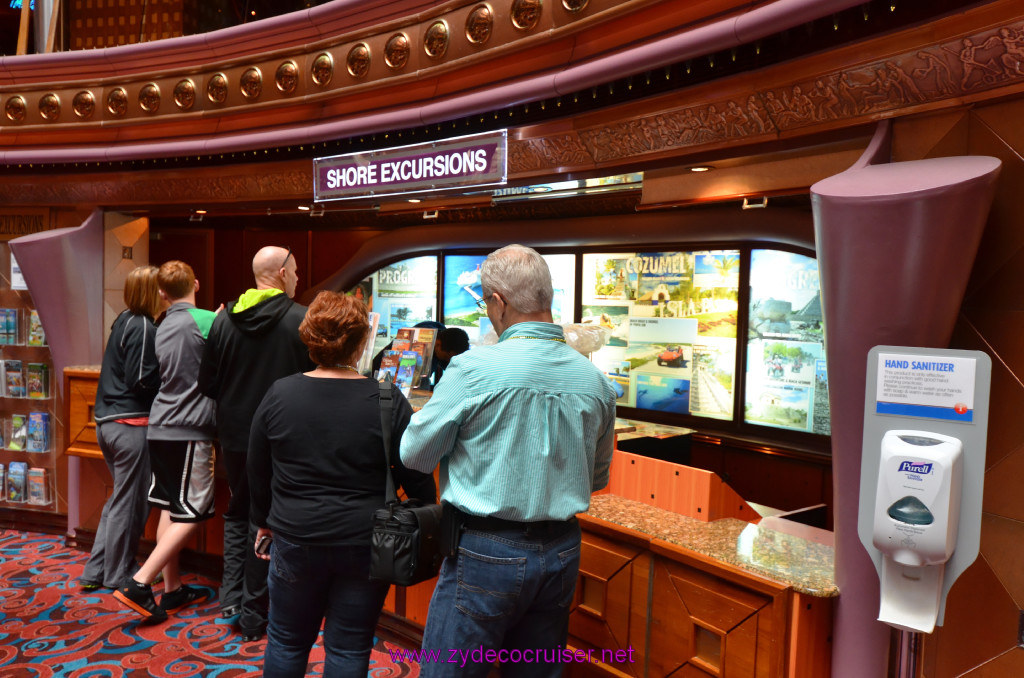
[582,250,740,419]
[744,249,830,434]
[443,254,575,346]
[348,256,437,356]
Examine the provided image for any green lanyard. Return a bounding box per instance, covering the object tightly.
[504,335,566,343]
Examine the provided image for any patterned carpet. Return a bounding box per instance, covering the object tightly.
[0,530,418,677]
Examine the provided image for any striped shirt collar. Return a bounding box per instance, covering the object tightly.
[498,321,564,343]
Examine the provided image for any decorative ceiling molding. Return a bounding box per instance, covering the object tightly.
[0,0,872,163]
[0,6,1022,209]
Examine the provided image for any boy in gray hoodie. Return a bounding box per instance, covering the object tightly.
[113,260,217,624]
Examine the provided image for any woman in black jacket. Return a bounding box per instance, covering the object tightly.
[249,291,436,678]
[80,266,164,591]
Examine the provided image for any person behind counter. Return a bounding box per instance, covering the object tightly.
[80,266,164,592]
[400,244,617,678]
[431,327,469,386]
[249,291,436,677]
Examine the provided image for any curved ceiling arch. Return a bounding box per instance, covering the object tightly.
[0,0,867,165]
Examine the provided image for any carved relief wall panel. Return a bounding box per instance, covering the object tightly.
[509,14,1024,179]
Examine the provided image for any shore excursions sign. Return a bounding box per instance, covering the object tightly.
[314,131,507,201]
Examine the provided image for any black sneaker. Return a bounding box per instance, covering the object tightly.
[219,604,241,620]
[113,579,168,623]
[78,579,103,592]
[159,584,209,614]
[241,629,265,643]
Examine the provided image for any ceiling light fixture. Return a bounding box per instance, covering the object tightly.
[689,166,713,172]
[742,196,769,210]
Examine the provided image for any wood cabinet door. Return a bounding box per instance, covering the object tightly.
[647,556,784,678]
[570,530,646,676]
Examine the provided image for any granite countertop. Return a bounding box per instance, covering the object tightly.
[615,419,694,441]
[584,494,837,598]
[407,389,432,412]
[65,365,101,372]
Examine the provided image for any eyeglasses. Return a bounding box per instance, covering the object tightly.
[476,292,503,310]
[280,247,292,270]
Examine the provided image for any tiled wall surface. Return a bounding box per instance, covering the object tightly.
[69,0,183,50]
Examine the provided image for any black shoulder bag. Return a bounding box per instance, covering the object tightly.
[368,379,444,586]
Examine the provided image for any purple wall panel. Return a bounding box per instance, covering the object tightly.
[9,210,104,392]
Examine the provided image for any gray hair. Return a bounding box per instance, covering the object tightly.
[480,244,553,314]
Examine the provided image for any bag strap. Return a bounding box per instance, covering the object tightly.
[379,379,399,504]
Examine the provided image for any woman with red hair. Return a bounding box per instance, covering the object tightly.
[248,290,436,677]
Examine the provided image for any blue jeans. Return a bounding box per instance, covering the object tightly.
[420,521,582,678]
[263,536,389,678]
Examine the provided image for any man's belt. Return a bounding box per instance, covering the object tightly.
[457,509,577,539]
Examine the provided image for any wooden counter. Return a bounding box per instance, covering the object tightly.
[586,494,835,597]
[570,494,834,677]
[63,367,226,573]
[64,366,101,459]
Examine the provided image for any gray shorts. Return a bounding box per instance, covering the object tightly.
[148,439,215,523]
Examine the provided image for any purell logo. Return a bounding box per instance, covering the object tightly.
[898,461,933,474]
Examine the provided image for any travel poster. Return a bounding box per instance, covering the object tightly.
[624,317,697,370]
[443,253,575,346]
[744,381,811,431]
[748,249,822,343]
[593,349,632,406]
[693,251,741,290]
[689,340,734,420]
[583,254,632,303]
[369,256,437,353]
[745,249,828,434]
[581,304,629,347]
[632,251,693,308]
[636,374,691,415]
[443,255,488,344]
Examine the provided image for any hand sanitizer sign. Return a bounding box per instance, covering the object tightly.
[876,353,976,422]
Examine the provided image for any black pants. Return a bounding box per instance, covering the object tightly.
[223,445,269,635]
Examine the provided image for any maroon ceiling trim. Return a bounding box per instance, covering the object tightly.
[0,0,865,165]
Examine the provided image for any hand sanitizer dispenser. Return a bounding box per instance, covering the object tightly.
[872,430,963,633]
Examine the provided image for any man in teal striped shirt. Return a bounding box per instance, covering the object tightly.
[401,244,616,677]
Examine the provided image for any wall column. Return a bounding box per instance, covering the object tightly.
[811,131,1000,677]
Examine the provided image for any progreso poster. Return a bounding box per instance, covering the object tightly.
[371,256,437,352]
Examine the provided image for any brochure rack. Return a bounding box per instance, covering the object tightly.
[0,243,59,513]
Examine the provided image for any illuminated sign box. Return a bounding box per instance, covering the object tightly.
[314,130,507,202]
